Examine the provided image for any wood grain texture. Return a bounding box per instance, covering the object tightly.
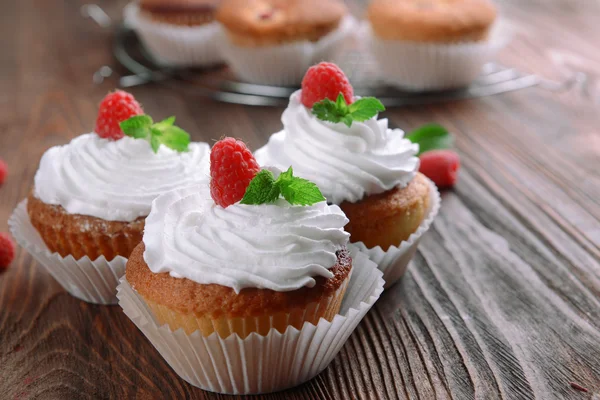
[1,0,599,399]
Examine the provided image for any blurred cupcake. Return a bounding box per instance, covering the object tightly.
[9,91,210,304]
[127,0,223,66]
[367,0,498,91]
[255,63,440,286]
[216,0,355,85]
[118,138,384,394]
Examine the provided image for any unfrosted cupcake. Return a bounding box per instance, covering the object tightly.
[127,0,223,66]
[255,63,440,286]
[10,91,210,304]
[367,0,498,90]
[216,0,355,85]
[118,138,384,394]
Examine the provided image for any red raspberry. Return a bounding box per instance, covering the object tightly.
[301,62,354,108]
[210,137,261,208]
[0,159,7,185]
[0,232,15,271]
[95,90,143,140]
[419,150,460,188]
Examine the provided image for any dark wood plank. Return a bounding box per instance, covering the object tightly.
[1,0,599,399]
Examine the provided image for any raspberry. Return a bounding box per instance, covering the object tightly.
[95,90,144,140]
[419,150,460,188]
[0,159,7,185]
[0,232,15,271]
[301,62,354,108]
[210,138,261,208]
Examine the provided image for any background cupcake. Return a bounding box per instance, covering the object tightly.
[10,91,210,304]
[119,138,384,394]
[367,0,498,91]
[128,0,223,67]
[216,0,355,85]
[255,63,441,286]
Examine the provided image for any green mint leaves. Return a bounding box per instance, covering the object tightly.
[241,167,326,206]
[120,115,190,153]
[312,94,385,127]
[405,123,453,155]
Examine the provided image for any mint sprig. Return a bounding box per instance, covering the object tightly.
[405,123,453,155]
[120,115,191,153]
[241,167,325,206]
[312,94,385,127]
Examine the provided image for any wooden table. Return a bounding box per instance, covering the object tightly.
[1,1,599,399]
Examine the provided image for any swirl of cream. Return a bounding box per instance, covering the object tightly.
[142,184,350,292]
[33,133,210,222]
[255,90,420,204]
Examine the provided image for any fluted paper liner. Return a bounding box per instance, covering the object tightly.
[220,16,357,86]
[350,178,440,289]
[126,3,223,67]
[367,21,509,91]
[9,200,127,305]
[117,247,383,394]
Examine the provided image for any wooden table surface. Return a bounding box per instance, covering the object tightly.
[1,0,599,399]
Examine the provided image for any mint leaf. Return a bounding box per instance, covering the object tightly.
[348,97,385,122]
[120,115,153,139]
[312,94,385,127]
[278,166,293,182]
[239,167,325,206]
[153,116,175,131]
[119,115,191,153]
[312,98,346,124]
[406,123,453,155]
[279,176,326,206]
[240,170,280,205]
[160,126,190,152]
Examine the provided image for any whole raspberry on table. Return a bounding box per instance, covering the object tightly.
[419,150,460,188]
[0,159,7,185]
[301,62,354,108]
[0,232,15,271]
[95,90,144,140]
[210,137,261,208]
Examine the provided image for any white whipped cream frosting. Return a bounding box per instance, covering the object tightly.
[142,184,350,293]
[34,133,210,222]
[255,90,420,204]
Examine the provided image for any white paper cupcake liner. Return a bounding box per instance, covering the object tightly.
[350,178,441,289]
[220,16,357,86]
[126,3,223,67]
[8,200,127,305]
[367,21,509,91]
[117,247,384,394]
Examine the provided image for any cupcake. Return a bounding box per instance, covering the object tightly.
[127,0,223,67]
[9,91,210,304]
[119,138,384,394]
[255,63,441,286]
[216,0,355,85]
[367,0,498,91]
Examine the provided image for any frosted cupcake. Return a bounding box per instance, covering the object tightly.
[255,63,441,286]
[10,91,210,304]
[216,0,355,85]
[127,0,223,67]
[119,137,384,394]
[367,0,498,90]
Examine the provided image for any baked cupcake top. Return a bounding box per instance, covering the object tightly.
[255,63,419,204]
[142,138,349,293]
[33,91,210,222]
[368,0,497,43]
[216,0,347,45]
[140,0,220,25]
